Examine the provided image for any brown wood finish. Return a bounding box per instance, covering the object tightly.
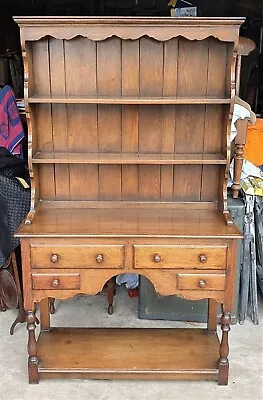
[39,298,50,331]
[37,328,219,381]
[133,244,227,269]
[176,273,225,291]
[31,244,125,269]
[27,267,226,303]
[232,118,248,198]
[14,16,244,385]
[218,312,231,385]
[207,299,219,331]
[28,96,232,104]
[32,273,81,290]
[26,311,39,384]
[16,207,242,238]
[31,152,227,164]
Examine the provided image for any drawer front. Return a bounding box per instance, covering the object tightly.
[32,273,80,290]
[31,245,125,269]
[133,245,226,269]
[177,273,225,291]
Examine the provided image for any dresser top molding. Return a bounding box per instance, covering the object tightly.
[13,16,245,43]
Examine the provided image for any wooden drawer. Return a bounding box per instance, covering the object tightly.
[31,245,125,269]
[133,245,227,269]
[177,273,225,291]
[32,273,80,290]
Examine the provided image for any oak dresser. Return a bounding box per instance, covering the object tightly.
[14,16,244,384]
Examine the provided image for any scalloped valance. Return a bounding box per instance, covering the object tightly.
[14,16,245,43]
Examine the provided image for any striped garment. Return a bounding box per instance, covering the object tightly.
[0,85,24,157]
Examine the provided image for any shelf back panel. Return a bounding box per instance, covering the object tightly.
[22,22,239,214]
[32,104,228,155]
[29,36,232,99]
[36,164,223,203]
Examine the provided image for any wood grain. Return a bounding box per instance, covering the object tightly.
[31,244,125,269]
[16,207,242,238]
[133,244,227,269]
[37,327,219,381]
[177,273,225,291]
[15,17,244,385]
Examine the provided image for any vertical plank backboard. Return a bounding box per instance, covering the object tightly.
[97,37,122,200]
[26,43,40,205]
[207,39,228,98]
[32,39,55,200]
[121,40,139,201]
[161,38,179,200]
[177,38,209,97]
[32,39,52,152]
[64,37,99,200]
[138,37,163,201]
[173,165,203,201]
[174,105,206,154]
[64,37,98,201]
[204,105,225,154]
[49,38,69,200]
[65,37,98,151]
[201,165,221,201]
[173,97,206,200]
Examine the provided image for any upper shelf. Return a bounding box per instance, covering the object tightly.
[32,152,227,165]
[27,96,231,105]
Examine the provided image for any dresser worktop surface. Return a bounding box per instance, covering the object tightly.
[16,206,242,239]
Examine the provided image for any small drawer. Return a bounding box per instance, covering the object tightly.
[32,273,80,290]
[177,273,225,291]
[133,245,226,269]
[31,245,125,269]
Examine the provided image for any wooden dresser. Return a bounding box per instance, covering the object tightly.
[14,17,244,385]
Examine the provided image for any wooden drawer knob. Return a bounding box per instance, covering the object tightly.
[51,254,59,263]
[51,279,60,288]
[199,254,207,263]
[198,279,206,288]
[96,254,104,263]
[153,254,162,263]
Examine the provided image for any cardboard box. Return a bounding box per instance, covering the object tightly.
[170,6,197,17]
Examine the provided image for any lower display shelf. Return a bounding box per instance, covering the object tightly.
[37,327,220,381]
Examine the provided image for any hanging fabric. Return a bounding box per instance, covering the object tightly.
[0,85,24,157]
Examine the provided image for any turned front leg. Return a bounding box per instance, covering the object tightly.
[26,310,39,384]
[232,118,248,199]
[218,312,231,385]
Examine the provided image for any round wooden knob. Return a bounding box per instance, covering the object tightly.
[52,279,59,288]
[199,254,207,263]
[153,254,162,263]
[198,279,206,288]
[51,254,58,263]
[96,254,104,263]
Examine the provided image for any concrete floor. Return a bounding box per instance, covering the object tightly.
[0,287,262,400]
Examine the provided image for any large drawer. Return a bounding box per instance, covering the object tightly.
[177,273,225,291]
[31,245,125,269]
[32,273,80,290]
[133,245,227,269]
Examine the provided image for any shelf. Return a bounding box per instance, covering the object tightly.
[16,205,242,238]
[32,152,227,165]
[27,96,231,105]
[37,328,219,381]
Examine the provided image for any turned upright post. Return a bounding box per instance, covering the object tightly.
[26,310,39,384]
[232,118,248,199]
[218,312,231,385]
